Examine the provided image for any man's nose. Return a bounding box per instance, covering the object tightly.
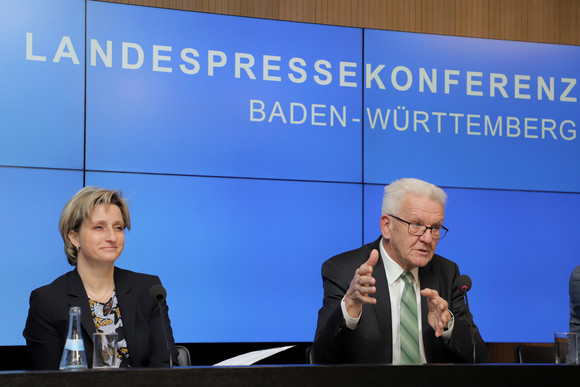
[419,228,434,242]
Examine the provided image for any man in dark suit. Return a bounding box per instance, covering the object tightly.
[313,178,488,364]
[570,264,580,359]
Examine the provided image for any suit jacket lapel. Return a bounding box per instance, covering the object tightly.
[419,262,437,362]
[66,269,95,363]
[114,268,136,363]
[66,269,95,338]
[372,254,393,363]
[369,238,393,363]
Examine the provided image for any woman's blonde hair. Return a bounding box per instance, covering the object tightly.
[59,186,131,266]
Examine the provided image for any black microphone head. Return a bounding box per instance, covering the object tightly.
[150,284,167,302]
[456,274,472,292]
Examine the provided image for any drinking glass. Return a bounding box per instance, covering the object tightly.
[92,332,118,369]
[554,332,578,365]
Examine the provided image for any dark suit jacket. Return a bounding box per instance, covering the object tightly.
[312,237,489,364]
[570,265,580,335]
[23,267,179,370]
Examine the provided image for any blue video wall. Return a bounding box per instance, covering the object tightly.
[1,0,579,347]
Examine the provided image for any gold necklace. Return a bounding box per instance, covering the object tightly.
[87,285,113,303]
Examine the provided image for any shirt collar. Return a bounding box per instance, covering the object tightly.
[379,237,419,286]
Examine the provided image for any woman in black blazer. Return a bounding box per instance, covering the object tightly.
[23,186,178,370]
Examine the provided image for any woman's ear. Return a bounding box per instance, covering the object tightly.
[68,229,79,249]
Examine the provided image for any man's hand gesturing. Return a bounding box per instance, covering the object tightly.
[344,249,379,318]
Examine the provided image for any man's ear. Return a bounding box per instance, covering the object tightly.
[380,214,391,239]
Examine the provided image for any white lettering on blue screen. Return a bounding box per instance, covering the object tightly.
[250,100,350,127]
[25,33,578,105]
[366,106,577,140]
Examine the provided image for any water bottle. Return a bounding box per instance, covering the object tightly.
[59,306,88,370]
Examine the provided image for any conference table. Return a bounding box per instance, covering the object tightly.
[1,363,579,386]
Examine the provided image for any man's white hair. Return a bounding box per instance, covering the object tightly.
[382,178,447,215]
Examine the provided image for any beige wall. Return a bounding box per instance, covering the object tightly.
[102,0,579,45]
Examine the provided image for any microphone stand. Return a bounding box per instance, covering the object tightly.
[151,285,173,368]
[461,286,476,364]
[157,298,173,368]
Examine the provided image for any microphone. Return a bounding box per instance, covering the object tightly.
[456,274,472,293]
[150,284,167,302]
[150,284,173,368]
[456,274,476,364]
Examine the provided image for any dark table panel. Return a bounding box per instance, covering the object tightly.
[1,364,579,387]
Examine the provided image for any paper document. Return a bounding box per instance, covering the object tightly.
[213,345,295,366]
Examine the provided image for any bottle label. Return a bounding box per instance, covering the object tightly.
[64,339,85,351]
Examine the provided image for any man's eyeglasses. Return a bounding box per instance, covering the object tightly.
[388,214,448,240]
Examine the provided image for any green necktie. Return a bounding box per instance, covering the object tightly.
[400,271,420,364]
